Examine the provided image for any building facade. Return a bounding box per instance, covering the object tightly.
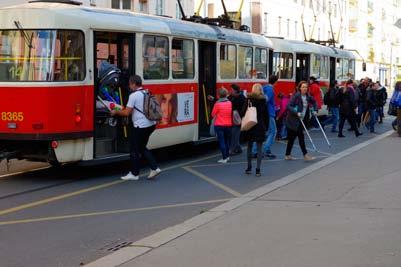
[198,0,401,86]
[0,0,195,19]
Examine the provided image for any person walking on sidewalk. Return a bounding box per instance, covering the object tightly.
[365,82,378,133]
[252,75,278,159]
[338,80,363,138]
[242,84,268,177]
[111,75,161,180]
[322,80,340,132]
[390,81,401,137]
[375,81,387,124]
[228,84,245,155]
[211,88,233,163]
[284,81,316,161]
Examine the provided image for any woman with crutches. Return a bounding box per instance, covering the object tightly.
[284,81,317,161]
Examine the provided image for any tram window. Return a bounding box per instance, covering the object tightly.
[238,46,253,79]
[272,52,280,77]
[348,59,355,79]
[311,54,321,78]
[279,53,293,79]
[172,39,194,79]
[336,58,343,80]
[220,44,236,79]
[320,56,329,79]
[255,48,267,79]
[0,30,85,82]
[143,35,169,80]
[342,59,349,79]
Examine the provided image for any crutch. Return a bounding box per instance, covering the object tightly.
[313,113,331,147]
[299,117,318,151]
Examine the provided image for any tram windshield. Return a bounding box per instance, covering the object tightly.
[0,30,85,82]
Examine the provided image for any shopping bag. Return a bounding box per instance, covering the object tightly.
[388,102,397,116]
[241,102,257,131]
[209,118,216,136]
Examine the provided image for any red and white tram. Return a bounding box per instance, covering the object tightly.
[0,0,273,165]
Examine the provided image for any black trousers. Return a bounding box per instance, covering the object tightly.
[130,125,158,176]
[338,113,359,136]
[285,126,307,156]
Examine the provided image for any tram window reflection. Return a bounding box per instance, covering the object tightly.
[255,48,267,79]
[238,46,253,79]
[143,35,169,80]
[172,39,194,79]
[220,44,236,79]
[0,30,85,82]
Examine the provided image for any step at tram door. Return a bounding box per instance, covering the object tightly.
[94,32,134,158]
[295,53,310,85]
[198,41,217,139]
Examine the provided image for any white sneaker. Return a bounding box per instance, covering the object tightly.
[148,168,161,179]
[121,172,139,181]
[217,158,228,164]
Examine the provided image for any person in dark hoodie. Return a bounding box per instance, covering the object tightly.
[241,83,268,177]
[375,81,387,124]
[228,84,246,154]
[284,81,317,161]
[365,81,378,133]
[338,80,363,138]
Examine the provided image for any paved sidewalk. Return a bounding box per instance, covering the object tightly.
[92,132,401,267]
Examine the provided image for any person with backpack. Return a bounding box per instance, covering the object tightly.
[111,75,161,180]
[211,88,233,164]
[375,81,387,124]
[322,80,340,132]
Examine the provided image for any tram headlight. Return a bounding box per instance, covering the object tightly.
[75,115,82,123]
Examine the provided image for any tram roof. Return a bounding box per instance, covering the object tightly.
[0,2,272,48]
[268,37,355,59]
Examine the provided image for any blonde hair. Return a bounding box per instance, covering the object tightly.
[251,83,264,96]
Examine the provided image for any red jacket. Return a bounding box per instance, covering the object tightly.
[310,83,323,110]
[211,100,233,127]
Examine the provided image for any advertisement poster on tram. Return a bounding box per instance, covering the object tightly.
[156,92,194,126]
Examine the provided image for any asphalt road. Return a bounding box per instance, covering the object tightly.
[0,118,394,267]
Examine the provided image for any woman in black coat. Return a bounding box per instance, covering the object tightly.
[338,80,363,137]
[285,81,317,161]
[241,83,268,177]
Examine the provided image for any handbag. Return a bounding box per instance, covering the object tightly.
[232,110,242,126]
[241,101,258,131]
[388,102,398,116]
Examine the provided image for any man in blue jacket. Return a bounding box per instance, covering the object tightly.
[253,75,278,159]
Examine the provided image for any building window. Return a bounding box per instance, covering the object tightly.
[156,0,164,15]
[287,19,290,38]
[323,0,326,12]
[295,21,298,39]
[111,0,131,10]
[278,16,282,36]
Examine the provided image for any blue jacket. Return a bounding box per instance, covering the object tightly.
[263,84,276,117]
[390,90,401,107]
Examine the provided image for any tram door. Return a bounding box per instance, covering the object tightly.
[295,53,310,85]
[94,32,134,158]
[330,57,336,83]
[198,41,217,138]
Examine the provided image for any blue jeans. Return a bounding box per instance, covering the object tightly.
[253,116,277,154]
[323,107,339,132]
[215,126,231,159]
[357,103,366,125]
[280,118,288,138]
[368,109,376,132]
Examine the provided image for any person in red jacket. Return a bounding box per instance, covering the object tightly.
[309,76,323,110]
[211,88,233,163]
[309,76,323,128]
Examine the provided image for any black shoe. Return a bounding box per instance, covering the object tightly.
[356,132,363,137]
[252,154,258,159]
[245,167,252,174]
[338,134,346,138]
[265,153,277,159]
[255,169,261,177]
[347,128,354,131]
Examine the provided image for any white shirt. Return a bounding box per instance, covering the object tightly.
[126,88,156,128]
